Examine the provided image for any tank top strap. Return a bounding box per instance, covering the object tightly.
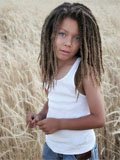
[68,57,81,77]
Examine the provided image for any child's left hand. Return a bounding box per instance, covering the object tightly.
[36,118,60,134]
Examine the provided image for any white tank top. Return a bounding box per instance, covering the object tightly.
[46,57,96,154]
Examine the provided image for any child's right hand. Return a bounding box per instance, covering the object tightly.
[26,112,41,128]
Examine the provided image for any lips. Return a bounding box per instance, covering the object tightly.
[60,50,70,55]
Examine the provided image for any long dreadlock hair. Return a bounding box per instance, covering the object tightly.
[38,2,104,91]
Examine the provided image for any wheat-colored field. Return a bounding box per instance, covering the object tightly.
[0,0,120,159]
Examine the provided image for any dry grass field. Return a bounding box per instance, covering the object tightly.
[0,0,120,159]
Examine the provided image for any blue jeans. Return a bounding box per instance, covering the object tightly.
[42,142,99,160]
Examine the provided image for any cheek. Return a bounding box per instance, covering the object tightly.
[73,44,80,53]
[54,38,62,50]
[54,39,58,52]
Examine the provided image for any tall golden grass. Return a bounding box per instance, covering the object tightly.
[0,0,120,159]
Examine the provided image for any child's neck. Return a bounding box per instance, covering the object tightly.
[58,57,77,69]
[55,57,77,80]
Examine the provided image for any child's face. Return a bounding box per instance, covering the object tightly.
[54,17,80,62]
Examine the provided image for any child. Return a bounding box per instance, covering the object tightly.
[26,2,105,160]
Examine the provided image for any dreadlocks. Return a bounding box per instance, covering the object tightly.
[38,2,104,91]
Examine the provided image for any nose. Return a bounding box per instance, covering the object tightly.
[64,37,72,47]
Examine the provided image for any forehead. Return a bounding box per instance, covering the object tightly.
[57,18,80,35]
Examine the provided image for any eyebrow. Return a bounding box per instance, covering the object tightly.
[58,27,80,36]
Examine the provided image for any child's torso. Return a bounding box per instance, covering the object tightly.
[46,57,96,154]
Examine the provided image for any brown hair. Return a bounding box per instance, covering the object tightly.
[38,2,104,91]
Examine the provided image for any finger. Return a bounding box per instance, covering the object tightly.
[31,113,36,120]
[27,123,34,128]
[32,116,39,124]
[26,112,35,122]
[29,114,38,125]
[42,129,49,134]
[37,121,44,126]
[39,125,45,130]
[27,119,36,128]
[26,119,32,125]
[44,130,50,135]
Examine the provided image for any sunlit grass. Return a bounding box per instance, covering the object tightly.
[0,0,120,159]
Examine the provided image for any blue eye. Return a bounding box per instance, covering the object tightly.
[74,37,80,41]
[58,32,66,37]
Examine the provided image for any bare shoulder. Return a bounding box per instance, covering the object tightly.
[77,66,101,96]
[82,66,102,95]
[83,66,101,90]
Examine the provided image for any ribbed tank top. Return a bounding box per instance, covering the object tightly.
[46,57,96,154]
